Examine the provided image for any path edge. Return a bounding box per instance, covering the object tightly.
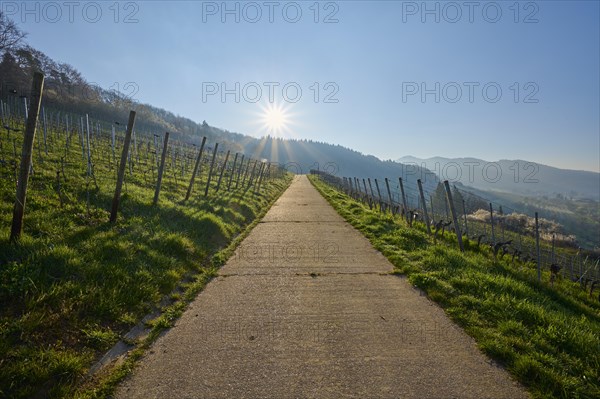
[75,176,294,398]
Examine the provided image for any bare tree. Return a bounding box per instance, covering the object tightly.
[0,12,27,52]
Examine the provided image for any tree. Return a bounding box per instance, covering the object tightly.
[0,12,27,52]
[0,51,28,94]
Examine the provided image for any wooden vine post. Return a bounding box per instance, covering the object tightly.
[443,180,464,252]
[236,154,245,189]
[242,158,252,186]
[153,132,170,205]
[185,136,207,201]
[362,179,372,209]
[227,152,239,190]
[215,149,230,193]
[253,162,265,193]
[398,177,409,223]
[384,178,395,215]
[417,179,431,234]
[204,143,219,196]
[109,110,136,223]
[367,178,375,200]
[247,159,258,187]
[374,178,383,210]
[10,72,45,242]
[489,203,496,244]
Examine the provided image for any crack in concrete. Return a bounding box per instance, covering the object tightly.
[217,271,393,278]
[259,220,345,223]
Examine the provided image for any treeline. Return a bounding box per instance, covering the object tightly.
[0,46,222,145]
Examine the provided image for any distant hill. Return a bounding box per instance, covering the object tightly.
[398,156,599,249]
[244,138,438,198]
[398,156,600,201]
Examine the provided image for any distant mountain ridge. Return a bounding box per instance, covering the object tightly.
[397,156,600,201]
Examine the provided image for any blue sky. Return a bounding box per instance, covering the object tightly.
[7,0,600,172]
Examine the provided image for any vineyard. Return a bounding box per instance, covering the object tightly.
[0,74,291,398]
[311,170,600,295]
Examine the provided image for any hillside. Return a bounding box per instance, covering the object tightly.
[398,156,600,201]
[397,156,600,249]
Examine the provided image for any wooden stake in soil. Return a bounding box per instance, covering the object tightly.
[153,132,170,205]
[204,143,219,196]
[242,159,253,187]
[109,111,136,223]
[42,107,48,155]
[362,179,372,209]
[384,178,395,215]
[111,125,116,163]
[185,136,206,201]
[215,149,230,193]
[489,203,495,244]
[399,177,409,223]
[255,162,267,194]
[367,178,375,200]
[228,152,239,191]
[417,179,431,234]
[247,159,258,187]
[236,154,245,189]
[374,179,383,211]
[85,114,92,177]
[443,180,464,252]
[10,72,45,242]
[430,194,435,223]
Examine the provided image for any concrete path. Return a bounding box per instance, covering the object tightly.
[115,175,527,399]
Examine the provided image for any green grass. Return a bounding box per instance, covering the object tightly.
[461,212,597,284]
[0,118,292,398]
[309,175,600,399]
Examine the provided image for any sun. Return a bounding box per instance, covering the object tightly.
[264,106,286,130]
[250,101,298,139]
[260,103,290,135]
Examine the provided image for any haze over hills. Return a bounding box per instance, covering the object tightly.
[398,156,600,201]
[397,156,600,249]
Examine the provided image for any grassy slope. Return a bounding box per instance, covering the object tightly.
[309,175,600,399]
[0,121,292,398]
